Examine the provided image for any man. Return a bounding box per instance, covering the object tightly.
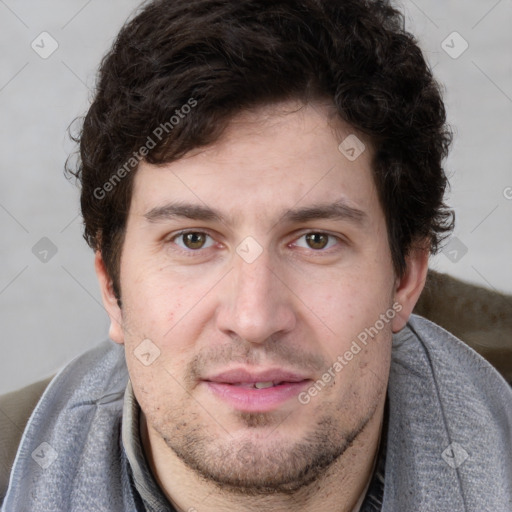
[2,0,511,511]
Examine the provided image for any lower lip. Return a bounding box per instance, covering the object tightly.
[204,381,310,412]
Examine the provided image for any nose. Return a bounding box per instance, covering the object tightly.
[215,250,297,345]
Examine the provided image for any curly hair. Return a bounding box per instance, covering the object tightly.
[67,0,454,301]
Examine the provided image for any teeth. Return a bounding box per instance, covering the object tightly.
[254,381,275,389]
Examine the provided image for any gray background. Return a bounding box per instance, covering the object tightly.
[1,0,511,394]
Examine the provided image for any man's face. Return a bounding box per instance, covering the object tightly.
[103,102,403,493]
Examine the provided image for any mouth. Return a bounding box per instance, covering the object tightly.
[202,368,312,412]
[225,381,294,389]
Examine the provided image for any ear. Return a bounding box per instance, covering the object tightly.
[95,251,125,344]
[391,242,430,333]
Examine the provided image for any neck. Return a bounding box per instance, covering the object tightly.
[140,399,385,512]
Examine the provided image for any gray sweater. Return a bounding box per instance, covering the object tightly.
[2,314,512,511]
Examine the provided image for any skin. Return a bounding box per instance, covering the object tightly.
[96,101,429,512]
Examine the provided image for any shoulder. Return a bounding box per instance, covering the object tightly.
[0,376,54,504]
[387,316,512,508]
[1,339,127,507]
[402,314,512,413]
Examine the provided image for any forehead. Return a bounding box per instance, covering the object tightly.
[130,101,380,226]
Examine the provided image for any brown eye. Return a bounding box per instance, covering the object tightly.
[183,232,207,249]
[305,233,329,250]
[172,232,215,251]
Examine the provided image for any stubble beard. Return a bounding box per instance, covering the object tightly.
[153,398,378,497]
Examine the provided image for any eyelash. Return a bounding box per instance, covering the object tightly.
[167,230,344,256]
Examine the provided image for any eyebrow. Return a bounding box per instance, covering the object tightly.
[144,199,368,227]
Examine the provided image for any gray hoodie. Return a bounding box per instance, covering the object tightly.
[2,314,512,511]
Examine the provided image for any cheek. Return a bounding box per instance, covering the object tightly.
[308,276,394,382]
[126,353,181,422]
[121,266,187,337]
[307,277,389,337]
[127,357,160,414]
[328,329,392,418]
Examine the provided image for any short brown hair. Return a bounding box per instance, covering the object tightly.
[67,0,454,301]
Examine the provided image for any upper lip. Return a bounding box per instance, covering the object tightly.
[203,368,311,384]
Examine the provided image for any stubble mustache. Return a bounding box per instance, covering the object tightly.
[185,336,329,386]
